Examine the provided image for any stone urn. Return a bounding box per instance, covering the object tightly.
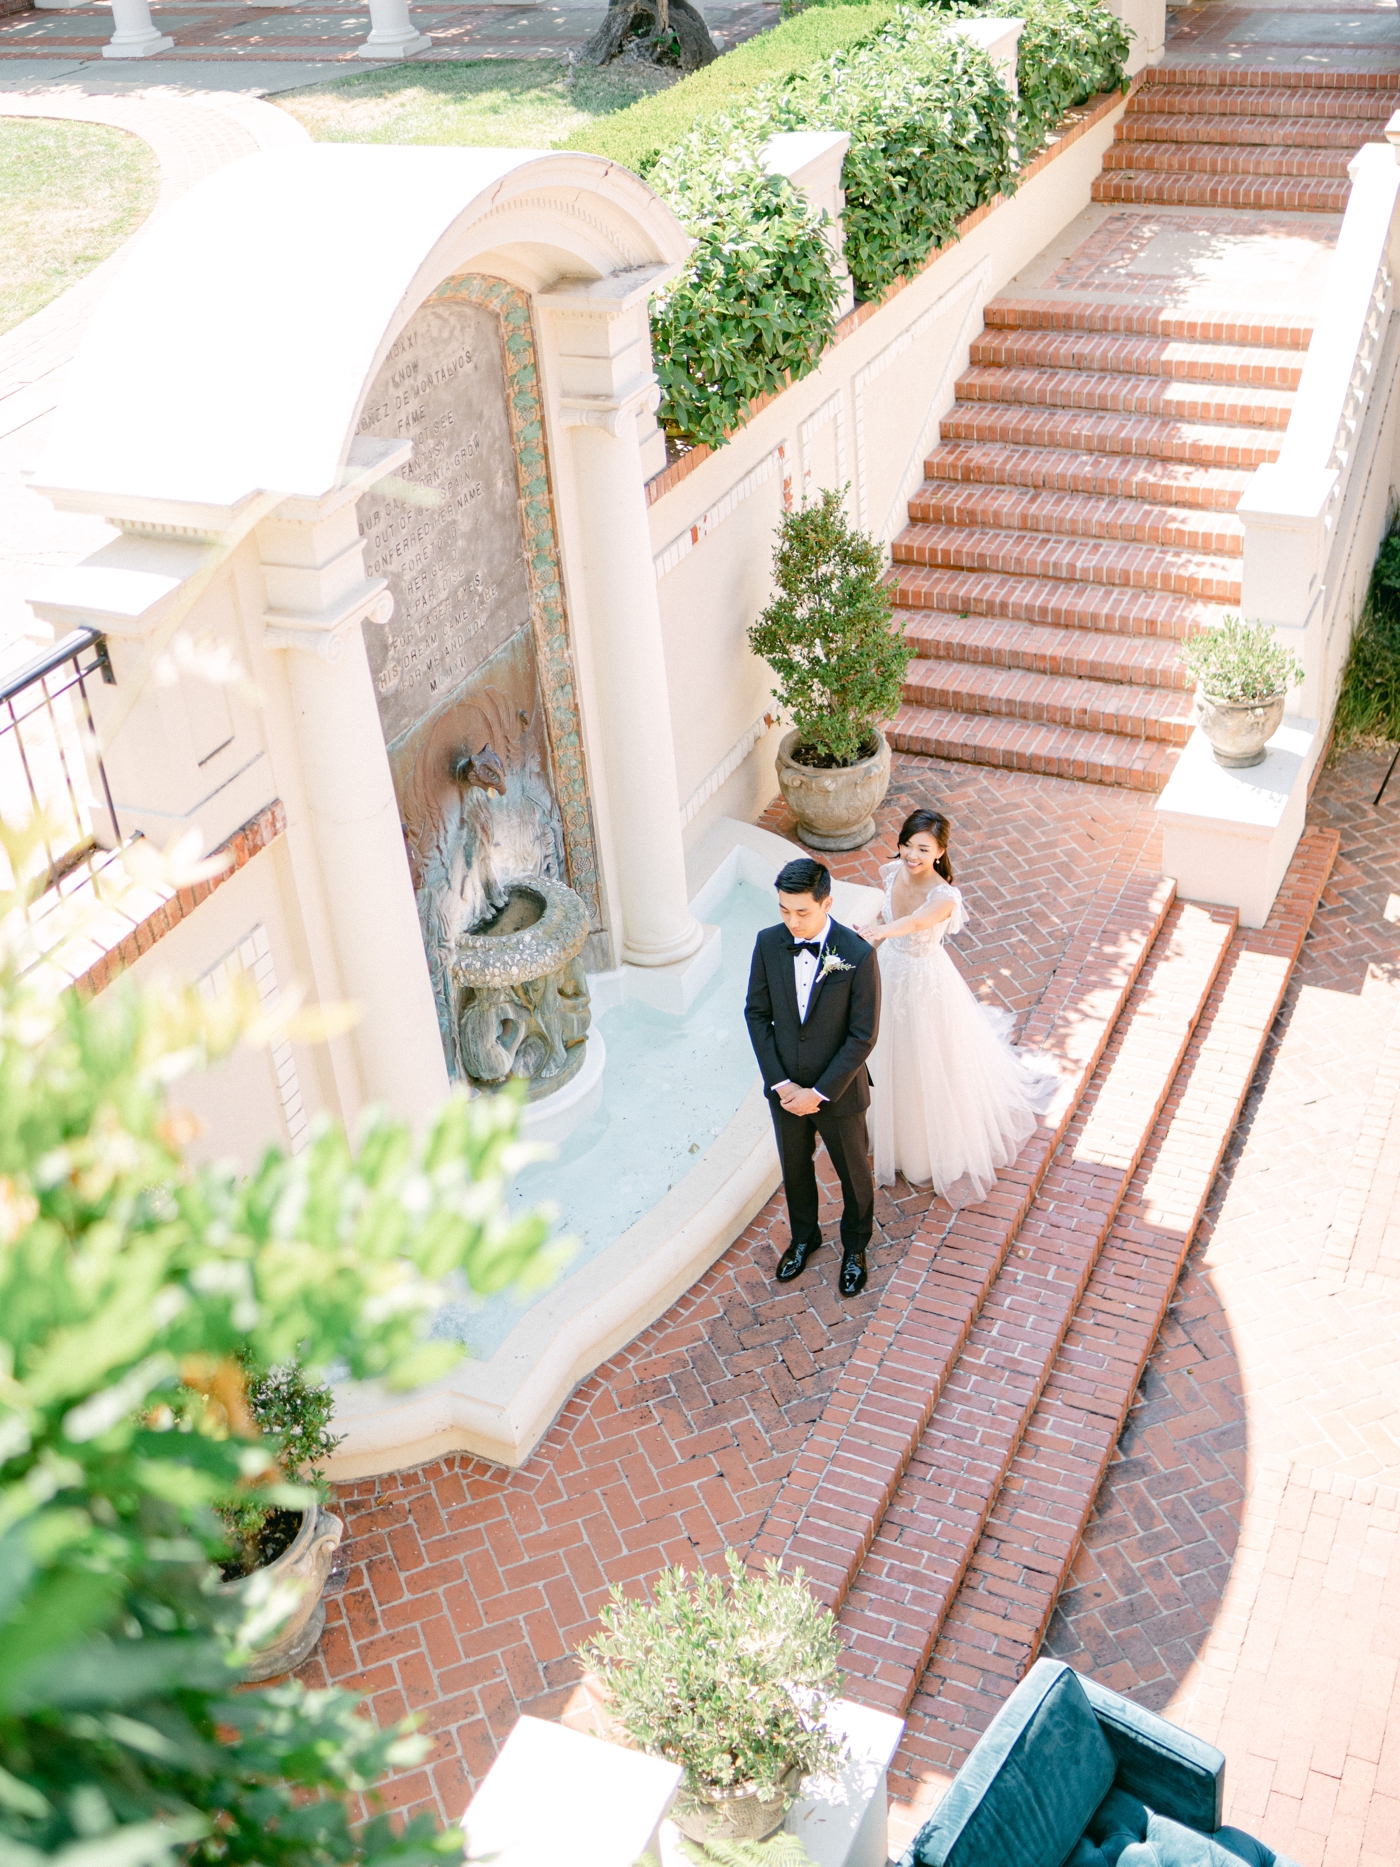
[451,877,591,1098]
[776,727,891,851]
[671,1767,801,1846]
[1193,689,1287,768]
[219,1505,344,1682]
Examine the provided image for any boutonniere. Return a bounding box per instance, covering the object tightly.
[819,951,853,979]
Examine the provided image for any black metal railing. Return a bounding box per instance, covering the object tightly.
[0,627,119,895]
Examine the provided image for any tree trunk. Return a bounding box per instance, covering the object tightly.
[579,0,719,71]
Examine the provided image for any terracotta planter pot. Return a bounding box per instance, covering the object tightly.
[1194,689,1287,768]
[776,728,891,851]
[671,1766,801,1846]
[219,1505,344,1682]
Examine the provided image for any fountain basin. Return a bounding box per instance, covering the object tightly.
[451,878,592,1098]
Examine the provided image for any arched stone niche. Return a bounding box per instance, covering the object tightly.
[28,146,706,1133]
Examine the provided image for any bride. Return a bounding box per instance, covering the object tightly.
[859,809,1057,1208]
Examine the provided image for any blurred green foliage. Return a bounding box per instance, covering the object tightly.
[1334,520,1400,756]
[0,821,563,1867]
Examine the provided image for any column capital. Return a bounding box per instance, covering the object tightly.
[535,263,682,323]
[557,378,662,439]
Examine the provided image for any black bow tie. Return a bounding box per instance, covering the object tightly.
[789,940,824,958]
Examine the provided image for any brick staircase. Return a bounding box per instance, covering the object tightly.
[753,828,1340,1802]
[886,63,1396,793]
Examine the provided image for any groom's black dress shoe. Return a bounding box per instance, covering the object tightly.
[838,1251,868,1298]
[776,1237,822,1282]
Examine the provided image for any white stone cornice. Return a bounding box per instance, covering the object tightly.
[263,578,394,663]
[557,378,662,439]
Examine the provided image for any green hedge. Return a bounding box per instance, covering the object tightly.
[648,123,842,448]
[562,4,895,174]
[587,0,1125,449]
[776,9,1016,298]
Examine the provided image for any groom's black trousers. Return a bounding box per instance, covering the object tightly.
[769,1100,875,1256]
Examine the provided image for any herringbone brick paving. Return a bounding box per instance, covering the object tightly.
[299,755,1159,1820]
[1035,747,1400,1867]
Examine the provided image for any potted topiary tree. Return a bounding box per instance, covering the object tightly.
[1178,615,1303,768]
[749,488,911,849]
[215,1357,346,1681]
[578,1550,846,1847]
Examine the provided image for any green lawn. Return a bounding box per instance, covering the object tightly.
[275,59,675,149]
[0,119,159,337]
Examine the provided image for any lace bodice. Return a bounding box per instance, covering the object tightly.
[878,861,965,958]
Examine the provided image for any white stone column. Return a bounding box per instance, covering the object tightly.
[257,439,450,1127]
[102,0,173,57]
[537,271,710,992]
[356,0,431,59]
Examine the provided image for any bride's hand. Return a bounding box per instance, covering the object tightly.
[858,923,884,944]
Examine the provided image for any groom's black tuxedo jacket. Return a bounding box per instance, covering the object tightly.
[745,919,880,1117]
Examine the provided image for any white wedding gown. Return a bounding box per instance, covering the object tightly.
[867,862,1058,1208]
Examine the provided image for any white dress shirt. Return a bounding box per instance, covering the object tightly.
[793,917,832,1022]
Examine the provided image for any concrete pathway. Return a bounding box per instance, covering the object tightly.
[0,0,780,69]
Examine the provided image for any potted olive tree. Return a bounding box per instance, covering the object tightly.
[749,488,911,849]
[215,1356,346,1681]
[1179,615,1303,768]
[578,1551,846,1846]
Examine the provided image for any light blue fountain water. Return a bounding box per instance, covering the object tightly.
[431,877,775,1360]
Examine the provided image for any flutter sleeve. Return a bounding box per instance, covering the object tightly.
[929,881,966,937]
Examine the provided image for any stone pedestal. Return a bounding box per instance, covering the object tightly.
[356,0,431,58]
[763,131,855,322]
[538,271,714,995]
[1156,716,1319,929]
[102,0,173,56]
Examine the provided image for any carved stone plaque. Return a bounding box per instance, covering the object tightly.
[357,299,533,746]
[355,292,569,1079]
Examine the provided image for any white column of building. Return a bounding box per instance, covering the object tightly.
[101,0,173,57]
[257,440,450,1127]
[536,272,706,978]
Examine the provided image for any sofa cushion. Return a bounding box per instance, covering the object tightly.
[902,1661,1117,1867]
[1088,1788,1150,1849]
[1117,1813,1278,1867]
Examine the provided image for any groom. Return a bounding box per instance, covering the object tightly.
[745,856,881,1297]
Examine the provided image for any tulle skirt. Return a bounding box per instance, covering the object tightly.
[867,941,1058,1208]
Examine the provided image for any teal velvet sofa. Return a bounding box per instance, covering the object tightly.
[897,1660,1300,1867]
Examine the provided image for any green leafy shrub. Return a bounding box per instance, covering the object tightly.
[0,823,562,1867]
[562,4,895,173]
[1178,614,1303,704]
[778,7,1016,299]
[578,1550,845,1805]
[749,487,910,765]
[649,122,841,447]
[217,1358,343,1578]
[1333,521,1400,754]
[924,0,1130,155]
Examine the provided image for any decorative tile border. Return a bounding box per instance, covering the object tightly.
[198,921,309,1153]
[429,272,602,926]
[653,442,792,581]
[679,710,779,828]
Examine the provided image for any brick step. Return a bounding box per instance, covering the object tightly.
[751,871,1180,1609]
[1093,170,1350,212]
[967,327,1305,390]
[923,441,1253,511]
[901,658,1194,745]
[898,609,1192,691]
[938,403,1282,470]
[1117,111,1384,149]
[1128,84,1397,118]
[892,521,1240,602]
[889,703,1180,789]
[905,483,1244,554]
[1101,140,1356,180]
[1140,63,1400,90]
[893,830,1342,1787]
[892,564,1218,639]
[982,297,1314,348]
[834,900,1239,1716]
[954,364,1294,430]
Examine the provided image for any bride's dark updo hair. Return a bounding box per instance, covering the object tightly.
[896,809,953,883]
